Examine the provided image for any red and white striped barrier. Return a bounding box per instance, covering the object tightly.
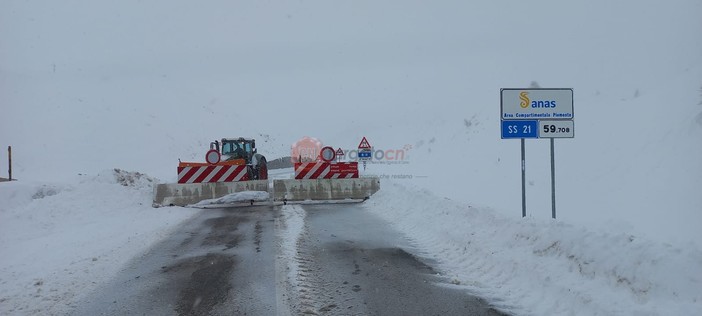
[178,165,250,184]
[294,162,358,179]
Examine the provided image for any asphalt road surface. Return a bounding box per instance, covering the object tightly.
[72,204,506,316]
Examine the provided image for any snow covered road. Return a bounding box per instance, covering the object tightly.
[287,203,504,316]
[69,203,502,315]
[71,205,281,315]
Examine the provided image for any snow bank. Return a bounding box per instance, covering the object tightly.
[0,170,197,315]
[365,182,702,315]
[191,191,271,207]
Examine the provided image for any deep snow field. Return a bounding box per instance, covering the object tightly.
[0,170,196,314]
[2,0,702,315]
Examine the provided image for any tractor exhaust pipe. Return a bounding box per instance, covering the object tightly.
[209,140,220,153]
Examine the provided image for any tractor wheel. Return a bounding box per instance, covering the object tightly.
[258,157,268,180]
[246,166,256,180]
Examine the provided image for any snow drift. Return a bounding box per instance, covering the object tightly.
[0,170,195,315]
[365,182,702,315]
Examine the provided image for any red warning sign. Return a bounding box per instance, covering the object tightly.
[205,149,221,165]
[335,148,344,156]
[319,146,336,162]
[357,137,371,149]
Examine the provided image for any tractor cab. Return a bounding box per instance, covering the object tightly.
[218,138,256,163]
[209,137,267,180]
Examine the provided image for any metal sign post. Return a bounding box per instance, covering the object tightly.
[550,138,556,219]
[521,139,526,217]
[501,88,574,219]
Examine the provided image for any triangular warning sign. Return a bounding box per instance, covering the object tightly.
[335,148,344,155]
[357,137,371,149]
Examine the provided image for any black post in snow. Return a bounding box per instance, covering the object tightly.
[8,146,12,181]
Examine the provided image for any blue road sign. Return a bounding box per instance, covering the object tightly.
[501,120,538,139]
[358,151,372,159]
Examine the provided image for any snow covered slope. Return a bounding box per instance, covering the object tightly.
[365,182,702,315]
[0,170,195,315]
[349,66,702,246]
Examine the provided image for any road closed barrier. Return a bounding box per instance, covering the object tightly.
[178,162,250,184]
[153,138,379,207]
[294,162,359,179]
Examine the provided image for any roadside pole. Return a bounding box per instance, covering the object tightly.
[8,146,11,181]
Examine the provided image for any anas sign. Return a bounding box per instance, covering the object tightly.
[501,88,573,121]
[500,88,574,139]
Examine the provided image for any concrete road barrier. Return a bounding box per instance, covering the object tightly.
[153,180,269,207]
[153,178,381,207]
[272,177,380,202]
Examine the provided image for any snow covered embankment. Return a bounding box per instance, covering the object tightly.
[365,183,702,316]
[0,169,196,315]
